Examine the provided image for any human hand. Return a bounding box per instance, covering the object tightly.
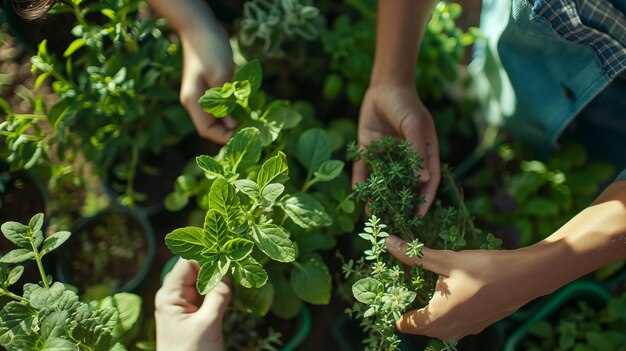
[384,235,538,342]
[179,21,236,144]
[354,83,440,216]
[155,258,231,351]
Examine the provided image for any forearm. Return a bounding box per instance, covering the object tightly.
[515,180,626,299]
[147,0,221,35]
[370,0,437,86]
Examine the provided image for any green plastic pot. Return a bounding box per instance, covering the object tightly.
[55,206,155,293]
[503,280,613,351]
[159,256,312,351]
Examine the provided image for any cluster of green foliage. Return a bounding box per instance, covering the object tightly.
[238,0,325,59]
[465,140,614,247]
[322,1,478,105]
[343,138,501,350]
[0,214,142,351]
[523,293,626,351]
[2,0,191,205]
[163,61,356,344]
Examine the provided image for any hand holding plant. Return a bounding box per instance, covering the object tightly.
[155,258,231,351]
[354,84,440,216]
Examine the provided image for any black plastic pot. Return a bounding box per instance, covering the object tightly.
[55,206,155,293]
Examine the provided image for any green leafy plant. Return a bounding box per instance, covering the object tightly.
[237,0,325,59]
[4,0,192,206]
[522,293,626,350]
[0,213,142,350]
[163,60,356,348]
[342,137,500,351]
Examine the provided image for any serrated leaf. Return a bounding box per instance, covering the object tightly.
[290,259,331,305]
[197,261,223,295]
[233,179,260,198]
[203,210,230,248]
[223,238,254,261]
[257,152,289,189]
[71,305,115,350]
[232,257,268,288]
[282,193,332,229]
[90,293,142,338]
[0,302,37,345]
[209,178,240,224]
[165,227,207,261]
[41,311,68,340]
[0,249,35,264]
[226,127,262,171]
[251,224,296,262]
[1,222,31,248]
[43,336,76,350]
[352,278,383,304]
[261,183,284,206]
[314,160,344,181]
[196,155,224,178]
[296,128,332,172]
[40,231,71,256]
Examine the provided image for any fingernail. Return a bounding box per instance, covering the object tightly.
[386,235,403,249]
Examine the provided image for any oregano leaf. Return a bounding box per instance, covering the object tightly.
[164,227,207,261]
[257,152,289,189]
[250,224,296,262]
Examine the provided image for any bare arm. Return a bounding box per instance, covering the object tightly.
[385,180,626,341]
[355,0,440,216]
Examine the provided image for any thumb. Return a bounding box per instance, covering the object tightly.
[197,278,232,322]
[385,235,451,276]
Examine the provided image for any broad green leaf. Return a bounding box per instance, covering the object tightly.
[282,193,332,229]
[6,334,40,350]
[198,87,236,117]
[261,183,284,206]
[226,127,262,171]
[0,222,31,248]
[70,304,115,349]
[164,192,188,212]
[217,255,231,276]
[40,231,71,256]
[314,160,344,181]
[165,227,207,261]
[257,152,289,189]
[0,302,37,345]
[43,337,77,350]
[196,155,225,178]
[290,259,332,305]
[233,179,260,198]
[251,224,296,262]
[270,274,302,319]
[236,283,274,317]
[29,282,66,308]
[197,261,223,295]
[41,311,68,340]
[223,238,254,261]
[29,213,44,233]
[209,178,239,224]
[7,266,23,286]
[233,59,262,95]
[91,293,142,338]
[352,278,384,304]
[232,257,268,288]
[0,249,35,264]
[203,210,230,248]
[296,128,332,173]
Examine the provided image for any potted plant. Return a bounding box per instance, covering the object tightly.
[8,0,194,211]
[55,206,155,294]
[0,213,143,350]
[163,60,357,348]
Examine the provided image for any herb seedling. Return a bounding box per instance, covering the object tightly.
[0,213,142,350]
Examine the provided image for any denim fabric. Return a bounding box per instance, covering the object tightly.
[471,0,626,176]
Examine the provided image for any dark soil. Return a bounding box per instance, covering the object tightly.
[60,211,148,291]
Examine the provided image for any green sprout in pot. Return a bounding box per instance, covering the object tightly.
[343,137,501,351]
[0,213,143,350]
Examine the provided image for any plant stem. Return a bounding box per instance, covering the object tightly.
[0,290,29,304]
[30,241,50,289]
